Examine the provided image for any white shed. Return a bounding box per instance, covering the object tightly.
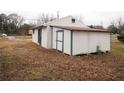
[32,16,111,56]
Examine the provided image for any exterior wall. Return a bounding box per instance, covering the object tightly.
[41,27,48,48]
[51,17,73,25]
[73,31,88,55]
[52,27,71,55]
[48,16,82,26]
[32,27,110,56]
[47,26,52,49]
[88,32,110,53]
[32,16,86,50]
[73,31,110,55]
[52,28,56,49]
[63,29,71,54]
[32,29,38,44]
[32,27,51,49]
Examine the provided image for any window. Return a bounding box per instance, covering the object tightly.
[72,18,75,23]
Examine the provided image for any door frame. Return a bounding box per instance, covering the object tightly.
[38,28,42,45]
[56,30,64,52]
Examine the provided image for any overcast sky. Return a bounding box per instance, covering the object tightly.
[0,0,124,27]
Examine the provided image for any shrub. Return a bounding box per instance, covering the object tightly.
[96,45,102,53]
[117,35,124,42]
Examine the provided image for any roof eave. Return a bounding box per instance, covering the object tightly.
[50,25,110,33]
[32,25,47,30]
[71,30,110,33]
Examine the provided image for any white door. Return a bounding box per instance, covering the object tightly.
[56,30,64,52]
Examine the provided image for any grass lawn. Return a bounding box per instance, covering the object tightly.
[112,42,124,54]
[0,36,124,80]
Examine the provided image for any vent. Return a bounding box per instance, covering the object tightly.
[72,18,75,23]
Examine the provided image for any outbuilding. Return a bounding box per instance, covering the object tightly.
[32,16,111,55]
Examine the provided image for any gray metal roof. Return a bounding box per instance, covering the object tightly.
[50,25,109,32]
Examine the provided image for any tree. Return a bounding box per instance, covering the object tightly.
[7,13,24,34]
[0,13,24,35]
[19,24,33,35]
[117,18,124,35]
[37,13,56,25]
[107,18,124,34]
[107,25,119,34]
[7,13,23,27]
[0,14,7,33]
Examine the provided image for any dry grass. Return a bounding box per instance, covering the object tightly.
[0,36,124,80]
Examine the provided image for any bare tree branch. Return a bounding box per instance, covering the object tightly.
[37,13,56,25]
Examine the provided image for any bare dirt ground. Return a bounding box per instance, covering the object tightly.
[0,36,124,81]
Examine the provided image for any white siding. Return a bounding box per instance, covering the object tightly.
[48,16,80,26]
[32,27,110,56]
[88,32,110,53]
[42,27,48,48]
[63,29,71,54]
[73,31,110,55]
[32,29,38,44]
[47,26,52,49]
[32,27,52,49]
[73,31,88,55]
